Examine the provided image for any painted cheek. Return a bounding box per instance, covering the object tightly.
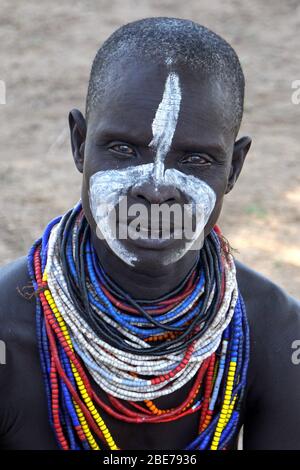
[88,165,155,266]
[164,168,216,221]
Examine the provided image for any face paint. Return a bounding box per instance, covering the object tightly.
[89,164,151,266]
[89,164,216,266]
[149,70,181,185]
[160,168,216,264]
[89,65,216,267]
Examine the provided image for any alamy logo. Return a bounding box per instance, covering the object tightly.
[0,80,6,104]
[94,197,206,250]
[0,340,6,365]
[291,340,300,365]
[291,80,300,104]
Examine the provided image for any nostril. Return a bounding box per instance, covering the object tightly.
[165,197,176,204]
[131,183,181,205]
[135,194,176,204]
[136,194,148,202]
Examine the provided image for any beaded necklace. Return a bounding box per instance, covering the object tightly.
[27,202,250,450]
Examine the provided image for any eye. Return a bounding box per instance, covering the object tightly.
[180,154,212,166]
[108,143,137,158]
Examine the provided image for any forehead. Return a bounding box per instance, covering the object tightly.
[88,60,234,152]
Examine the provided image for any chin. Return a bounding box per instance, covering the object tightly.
[118,237,195,269]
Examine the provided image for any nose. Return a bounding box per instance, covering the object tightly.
[130,181,181,205]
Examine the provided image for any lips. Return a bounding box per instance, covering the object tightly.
[129,224,182,239]
[118,215,183,231]
[127,226,181,249]
[114,219,183,251]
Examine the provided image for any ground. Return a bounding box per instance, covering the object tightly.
[0,0,299,297]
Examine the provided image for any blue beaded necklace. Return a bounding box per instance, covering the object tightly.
[27,203,250,450]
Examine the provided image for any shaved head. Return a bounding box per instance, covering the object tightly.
[86,17,245,135]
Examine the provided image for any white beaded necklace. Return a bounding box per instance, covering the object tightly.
[45,219,238,401]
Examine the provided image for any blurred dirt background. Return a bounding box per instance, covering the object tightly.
[0,0,299,297]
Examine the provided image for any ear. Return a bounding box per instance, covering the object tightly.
[225,136,252,194]
[69,108,87,173]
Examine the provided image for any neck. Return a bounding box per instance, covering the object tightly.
[90,231,199,301]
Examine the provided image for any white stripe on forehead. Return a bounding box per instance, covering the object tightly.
[149,71,182,184]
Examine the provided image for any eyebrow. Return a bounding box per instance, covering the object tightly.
[172,140,227,157]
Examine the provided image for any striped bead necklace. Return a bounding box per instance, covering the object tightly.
[27,202,250,450]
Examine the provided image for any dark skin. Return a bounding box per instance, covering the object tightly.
[1,60,300,450]
[74,60,250,299]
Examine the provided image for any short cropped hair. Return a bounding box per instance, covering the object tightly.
[86,17,245,135]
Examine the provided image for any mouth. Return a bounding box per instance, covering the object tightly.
[117,220,184,250]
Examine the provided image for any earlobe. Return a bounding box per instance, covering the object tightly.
[69,108,87,173]
[225,136,252,194]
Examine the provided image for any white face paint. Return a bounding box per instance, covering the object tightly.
[149,71,181,184]
[89,164,216,266]
[89,165,150,266]
[88,64,217,267]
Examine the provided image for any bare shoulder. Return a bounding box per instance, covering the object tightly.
[0,256,36,360]
[0,256,40,416]
[235,258,300,370]
[0,256,32,294]
[235,259,300,447]
[0,258,56,448]
[235,258,300,322]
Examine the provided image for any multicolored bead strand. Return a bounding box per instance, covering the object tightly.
[27,201,250,450]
